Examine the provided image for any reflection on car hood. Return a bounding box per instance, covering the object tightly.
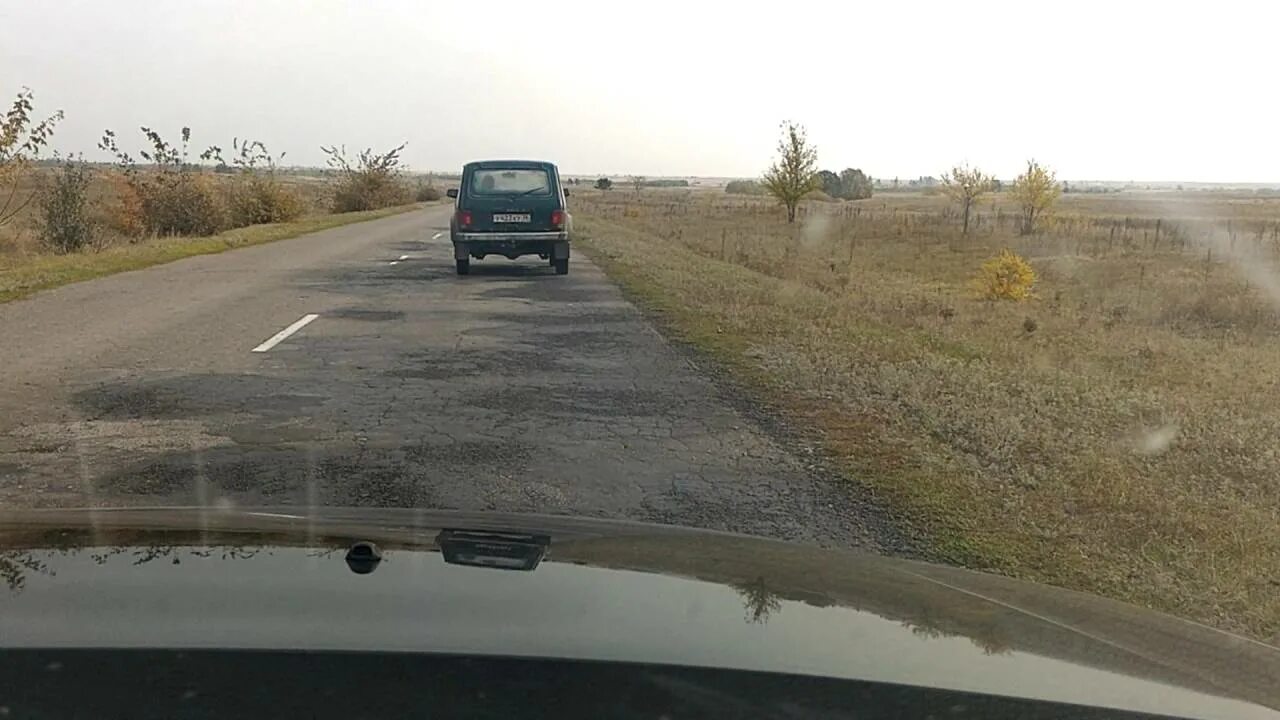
[0,507,1276,719]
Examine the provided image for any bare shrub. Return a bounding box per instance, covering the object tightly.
[37,156,96,253]
[321,143,411,212]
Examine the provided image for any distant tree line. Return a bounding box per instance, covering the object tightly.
[814,168,873,200]
[752,121,1068,234]
[640,178,690,188]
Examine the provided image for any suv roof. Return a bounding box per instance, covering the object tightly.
[463,159,557,170]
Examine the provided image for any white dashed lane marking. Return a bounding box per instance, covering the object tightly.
[251,314,319,353]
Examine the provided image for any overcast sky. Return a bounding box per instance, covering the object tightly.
[3,0,1277,182]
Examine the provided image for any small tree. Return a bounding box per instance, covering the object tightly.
[594,177,613,191]
[1010,159,1061,235]
[630,175,645,192]
[940,164,995,234]
[1,88,63,229]
[762,121,819,223]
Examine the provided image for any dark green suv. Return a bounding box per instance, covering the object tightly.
[447,160,572,275]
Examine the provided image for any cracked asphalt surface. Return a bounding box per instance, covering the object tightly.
[0,206,907,551]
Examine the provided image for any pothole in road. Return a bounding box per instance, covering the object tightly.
[471,385,688,418]
[477,284,614,304]
[328,308,405,322]
[89,446,439,507]
[86,440,534,506]
[75,375,328,420]
[404,439,533,469]
[388,349,561,380]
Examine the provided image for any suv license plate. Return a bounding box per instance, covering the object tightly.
[492,213,531,223]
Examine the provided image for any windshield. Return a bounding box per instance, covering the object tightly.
[1,2,1278,708]
[468,168,552,196]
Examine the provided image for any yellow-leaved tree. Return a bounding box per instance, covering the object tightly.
[1010,160,1061,235]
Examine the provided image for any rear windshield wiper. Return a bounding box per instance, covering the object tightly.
[513,186,549,197]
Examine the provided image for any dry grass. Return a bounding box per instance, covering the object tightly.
[574,188,1280,643]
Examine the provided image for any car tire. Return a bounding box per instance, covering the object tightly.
[553,258,569,275]
[548,256,556,267]
[456,259,470,276]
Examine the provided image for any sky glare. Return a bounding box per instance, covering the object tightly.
[3,0,1277,182]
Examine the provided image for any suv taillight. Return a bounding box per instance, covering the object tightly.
[457,210,473,228]
[550,210,565,229]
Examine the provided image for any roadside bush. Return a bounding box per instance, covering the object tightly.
[225,176,302,226]
[973,249,1036,300]
[99,126,226,236]
[322,143,411,212]
[138,172,225,236]
[595,177,613,191]
[37,157,96,253]
[416,185,442,202]
[207,138,303,227]
[102,171,146,238]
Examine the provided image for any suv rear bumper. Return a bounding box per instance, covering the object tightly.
[454,231,570,260]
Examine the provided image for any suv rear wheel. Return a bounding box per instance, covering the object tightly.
[553,258,569,275]
[456,259,470,275]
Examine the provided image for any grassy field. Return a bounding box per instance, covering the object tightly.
[573,187,1280,643]
[0,169,425,303]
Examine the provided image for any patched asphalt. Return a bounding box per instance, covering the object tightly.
[0,206,908,552]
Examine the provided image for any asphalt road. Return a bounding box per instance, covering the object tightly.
[0,206,905,551]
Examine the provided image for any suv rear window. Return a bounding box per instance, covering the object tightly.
[469,168,552,196]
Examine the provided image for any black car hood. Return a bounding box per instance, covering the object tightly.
[0,507,1276,719]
